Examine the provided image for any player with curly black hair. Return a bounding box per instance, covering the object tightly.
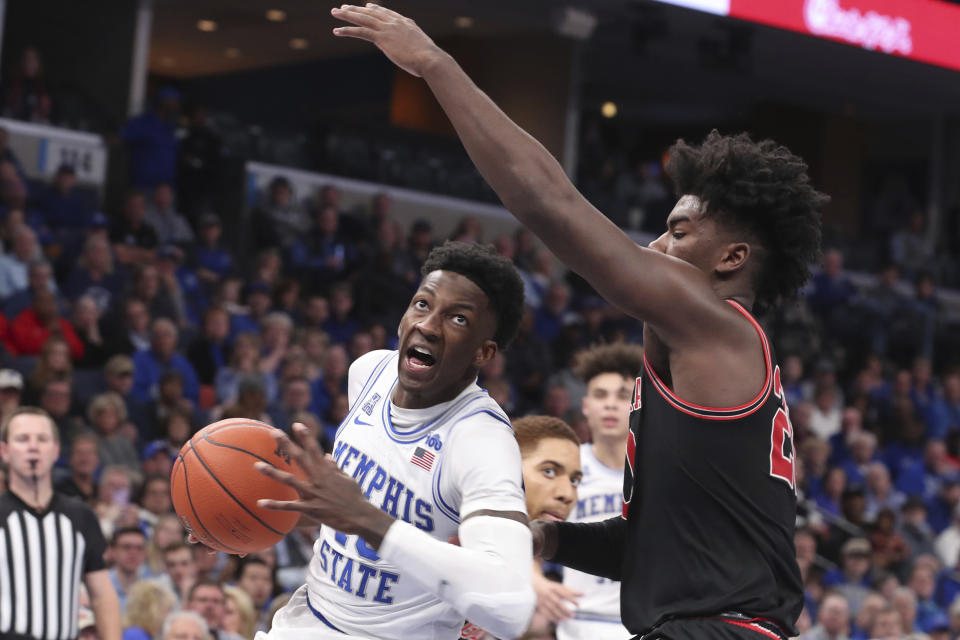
[332,6,825,639]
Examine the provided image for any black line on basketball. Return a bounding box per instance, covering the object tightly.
[202,432,281,467]
[179,452,242,554]
[188,439,286,536]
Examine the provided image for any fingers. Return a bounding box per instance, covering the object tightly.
[363,2,406,20]
[255,460,310,493]
[271,430,310,470]
[538,597,573,623]
[331,4,385,27]
[332,25,376,41]
[257,498,308,512]
[291,422,323,458]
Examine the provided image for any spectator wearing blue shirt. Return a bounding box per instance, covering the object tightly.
[822,537,873,616]
[287,204,356,284]
[927,474,960,535]
[865,462,906,522]
[814,467,847,518]
[229,281,272,339]
[806,248,859,318]
[37,164,96,229]
[533,280,571,344]
[192,213,232,286]
[131,317,199,405]
[908,563,947,632]
[3,258,62,319]
[322,283,359,346]
[841,431,880,488]
[121,87,180,189]
[927,372,960,441]
[63,235,125,314]
[898,440,956,502]
[311,343,348,419]
[828,407,865,467]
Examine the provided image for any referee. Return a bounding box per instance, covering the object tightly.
[0,407,121,640]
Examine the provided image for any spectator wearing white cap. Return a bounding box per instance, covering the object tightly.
[0,368,23,422]
[78,607,98,640]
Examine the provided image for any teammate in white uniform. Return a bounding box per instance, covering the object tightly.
[556,343,644,640]
[254,242,535,640]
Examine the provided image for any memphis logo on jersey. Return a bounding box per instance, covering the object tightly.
[410,447,435,471]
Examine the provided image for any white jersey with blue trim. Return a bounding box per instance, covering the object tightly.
[556,444,631,640]
[301,350,526,640]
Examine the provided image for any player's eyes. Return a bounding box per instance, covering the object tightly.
[542,468,556,478]
[452,315,468,326]
[571,477,581,487]
[672,232,686,240]
[413,299,428,310]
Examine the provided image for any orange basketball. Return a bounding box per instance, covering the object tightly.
[170,418,307,554]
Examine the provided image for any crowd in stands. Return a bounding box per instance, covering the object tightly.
[2,50,960,639]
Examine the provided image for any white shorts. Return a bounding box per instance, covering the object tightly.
[256,585,376,640]
[556,617,633,640]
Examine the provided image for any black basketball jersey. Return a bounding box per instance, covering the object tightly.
[619,299,803,636]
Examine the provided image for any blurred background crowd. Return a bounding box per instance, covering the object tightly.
[2,1,960,639]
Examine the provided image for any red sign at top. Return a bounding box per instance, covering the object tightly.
[727,0,960,72]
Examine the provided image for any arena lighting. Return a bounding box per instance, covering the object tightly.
[453,16,475,28]
[289,38,309,50]
[196,19,217,32]
[266,9,287,22]
[650,0,960,73]
[601,101,618,118]
[552,7,598,40]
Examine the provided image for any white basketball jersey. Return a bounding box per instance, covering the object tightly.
[556,444,630,640]
[301,350,525,640]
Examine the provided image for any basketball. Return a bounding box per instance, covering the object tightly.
[170,418,307,554]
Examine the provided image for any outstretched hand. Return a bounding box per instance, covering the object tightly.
[255,422,393,548]
[331,4,444,78]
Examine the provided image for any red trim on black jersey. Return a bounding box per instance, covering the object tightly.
[720,619,783,640]
[642,299,774,421]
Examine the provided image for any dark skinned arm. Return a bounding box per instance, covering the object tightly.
[330,4,742,350]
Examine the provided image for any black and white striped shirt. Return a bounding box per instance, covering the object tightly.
[0,490,107,640]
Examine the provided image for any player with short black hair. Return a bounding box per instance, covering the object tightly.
[252,241,535,639]
[331,8,825,639]
[420,241,525,350]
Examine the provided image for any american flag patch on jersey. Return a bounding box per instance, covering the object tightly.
[410,446,435,471]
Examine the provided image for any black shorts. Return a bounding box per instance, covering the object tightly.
[637,617,788,640]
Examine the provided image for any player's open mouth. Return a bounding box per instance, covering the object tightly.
[405,345,436,369]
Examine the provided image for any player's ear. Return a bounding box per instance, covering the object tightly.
[474,340,497,368]
[716,241,750,275]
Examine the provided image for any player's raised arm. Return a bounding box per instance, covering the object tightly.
[330,4,726,344]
